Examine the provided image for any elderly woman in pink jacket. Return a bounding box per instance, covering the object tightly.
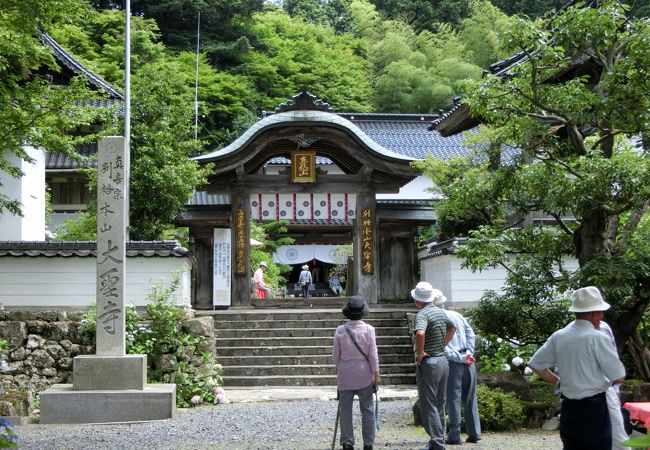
[332,296,381,450]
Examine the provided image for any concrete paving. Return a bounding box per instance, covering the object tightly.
[225,384,419,403]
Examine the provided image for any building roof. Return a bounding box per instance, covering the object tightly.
[432,0,600,136]
[0,241,188,258]
[41,33,123,100]
[46,142,98,171]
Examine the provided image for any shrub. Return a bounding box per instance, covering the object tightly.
[80,275,223,408]
[476,384,525,431]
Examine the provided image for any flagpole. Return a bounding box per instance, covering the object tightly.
[124,0,131,237]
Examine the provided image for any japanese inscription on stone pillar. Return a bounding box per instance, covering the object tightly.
[360,209,374,274]
[234,209,247,275]
[96,136,126,356]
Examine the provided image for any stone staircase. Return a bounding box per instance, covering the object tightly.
[206,309,416,387]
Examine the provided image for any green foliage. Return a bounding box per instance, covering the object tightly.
[0,0,106,215]
[475,335,538,373]
[250,220,294,287]
[55,211,97,241]
[80,276,223,407]
[0,417,18,448]
[623,431,650,449]
[245,9,373,111]
[426,1,650,366]
[476,384,525,431]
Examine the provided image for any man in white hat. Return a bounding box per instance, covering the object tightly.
[253,261,272,299]
[528,286,626,450]
[411,281,456,450]
[432,291,481,445]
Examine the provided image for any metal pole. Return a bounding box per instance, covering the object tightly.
[124,0,131,237]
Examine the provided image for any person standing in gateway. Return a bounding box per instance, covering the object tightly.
[299,264,312,298]
[411,281,456,450]
[253,261,272,299]
[528,286,626,450]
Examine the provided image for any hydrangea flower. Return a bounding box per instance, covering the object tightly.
[501,363,511,372]
[496,338,503,344]
[511,356,524,367]
[524,367,533,376]
[214,387,225,396]
[216,393,229,404]
[190,395,202,405]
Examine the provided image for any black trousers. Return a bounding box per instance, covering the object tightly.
[560,392,610,450]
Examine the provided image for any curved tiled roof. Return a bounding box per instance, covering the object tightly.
[194,110,419,163]
[0,241,188,258]
[41,33,123,100]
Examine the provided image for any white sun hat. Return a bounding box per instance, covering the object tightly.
[568,286,610,312]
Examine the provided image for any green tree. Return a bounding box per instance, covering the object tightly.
[109,62,213,240]
[243,9,373,111]
[0,0,102,215]
[419,1,650,376]
[250,221,294,288]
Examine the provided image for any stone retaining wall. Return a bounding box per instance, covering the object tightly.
[0,310,216,414]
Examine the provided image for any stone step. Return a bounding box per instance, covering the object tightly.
[217,326,410,338]
[216,344,414,357]
[215,335,411,347]
[213,318,408,329]
[203,309,413,322]
[216,354,413,366]
[221,374,417,387]
[222,363,416,377]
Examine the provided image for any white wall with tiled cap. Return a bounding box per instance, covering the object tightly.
[0,256,191,308]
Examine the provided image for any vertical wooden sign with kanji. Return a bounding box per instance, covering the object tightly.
[234,209,247,275]
[96,137,126,356]
[360,209,374,274]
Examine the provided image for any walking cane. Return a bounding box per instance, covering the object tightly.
[331,391,340,450]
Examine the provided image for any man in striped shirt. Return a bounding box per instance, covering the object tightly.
[412,281,457,450]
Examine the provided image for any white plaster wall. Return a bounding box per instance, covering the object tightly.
[421,254,581,306]
[376,175,438,200]
[420,255,452,302]
[0,257,191,308]
[0,146,46,241]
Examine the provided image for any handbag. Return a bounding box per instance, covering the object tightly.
[343,325,380,429]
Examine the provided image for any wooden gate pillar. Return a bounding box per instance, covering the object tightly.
[231,189,252,307]
[354,190,379,304]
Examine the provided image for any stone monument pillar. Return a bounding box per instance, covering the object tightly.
[39,137,176,424]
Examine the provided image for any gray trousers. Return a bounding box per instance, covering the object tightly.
[417,355,448,450]
[446,361,481,443]
[339,383,375,448]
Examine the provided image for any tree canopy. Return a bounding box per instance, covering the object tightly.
[416,0,650,377]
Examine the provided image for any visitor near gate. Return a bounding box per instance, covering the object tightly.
[597,320,631,450]
[329,274,343,296]
[528,286,626,450]
[432,291,481,445]
[332,296,380,450]
[299,264,312,298]
[411,281,456,450]
[253,261,272,299]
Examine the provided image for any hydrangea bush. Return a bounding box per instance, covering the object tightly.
[81,275,225,408]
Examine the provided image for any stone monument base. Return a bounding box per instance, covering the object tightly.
[39,384,176,424]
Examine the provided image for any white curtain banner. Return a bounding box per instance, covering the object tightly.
[273,245,348,265]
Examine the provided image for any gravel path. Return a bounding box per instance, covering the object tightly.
[18,399,561,450]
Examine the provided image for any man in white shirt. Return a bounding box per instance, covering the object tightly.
[528,286,626,450]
